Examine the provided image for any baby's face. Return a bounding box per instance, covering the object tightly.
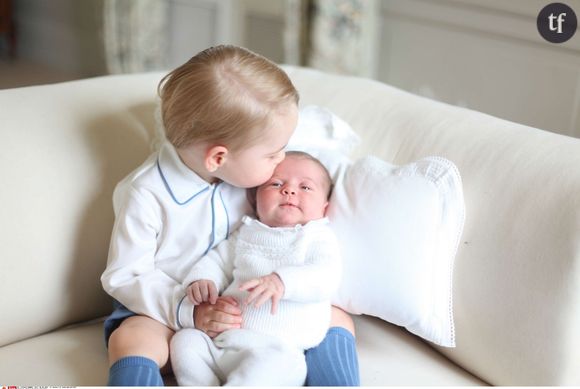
[256,156,330,228]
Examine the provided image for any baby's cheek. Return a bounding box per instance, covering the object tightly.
[309,203,327,219]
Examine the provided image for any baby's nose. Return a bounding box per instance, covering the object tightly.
[282,187,296,195]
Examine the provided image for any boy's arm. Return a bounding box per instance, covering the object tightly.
[275,228,342,303]
[101,187,199,330]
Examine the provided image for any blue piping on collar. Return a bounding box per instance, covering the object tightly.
[203,183,221,256]
[219,189,230,239]
[157,159,209,205]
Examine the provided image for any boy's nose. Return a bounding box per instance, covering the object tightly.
[282,187,296,195]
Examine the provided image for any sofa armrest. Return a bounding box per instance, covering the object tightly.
[0,72,166,347]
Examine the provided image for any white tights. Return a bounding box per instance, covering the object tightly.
[170,328,306,386]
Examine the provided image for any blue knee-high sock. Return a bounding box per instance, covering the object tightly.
[108,356,164,386]
[305,327,360,386]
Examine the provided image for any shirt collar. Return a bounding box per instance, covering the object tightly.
[157,141,211,205]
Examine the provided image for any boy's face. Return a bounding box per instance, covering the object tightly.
[218,103,298,188]
[256,156,330,228]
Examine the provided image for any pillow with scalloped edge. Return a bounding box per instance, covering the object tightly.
[328,155,464,347]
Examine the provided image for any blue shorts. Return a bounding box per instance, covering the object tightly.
[103,300,137,347]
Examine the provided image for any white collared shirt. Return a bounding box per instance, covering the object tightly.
[101,141,252,330]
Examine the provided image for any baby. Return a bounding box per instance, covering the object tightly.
[170,151,342,386]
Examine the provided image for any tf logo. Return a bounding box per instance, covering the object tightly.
[537,3,577,43]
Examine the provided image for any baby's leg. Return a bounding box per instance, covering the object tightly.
[107,315,174,386]
[225,346,306,386]
[170,328,222,386]
[216,330,306,386]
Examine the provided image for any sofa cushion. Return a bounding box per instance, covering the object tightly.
[0,322,109,386]
[0,316,485,386]
[354,315,485,385]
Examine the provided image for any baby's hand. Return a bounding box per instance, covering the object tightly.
[194,296,242,338]
[239,273,285,314]
[187,279,218,305]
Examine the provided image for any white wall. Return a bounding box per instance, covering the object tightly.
[376,0,580,138]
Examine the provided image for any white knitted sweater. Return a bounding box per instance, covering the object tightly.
[183,216,342,350]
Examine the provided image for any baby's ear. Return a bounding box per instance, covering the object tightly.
[322,201,329,216]
[205,145,229,172]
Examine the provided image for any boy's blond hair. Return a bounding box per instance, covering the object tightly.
[158,45,299,151]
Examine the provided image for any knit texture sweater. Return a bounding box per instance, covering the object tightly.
[183,216,342,350]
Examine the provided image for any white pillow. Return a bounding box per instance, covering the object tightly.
[328,156,464,347]
[287,105,359,180]
[289,105,360,155]
[286,105,463,347]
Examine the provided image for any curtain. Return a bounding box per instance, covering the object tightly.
[103,0,169,74]
[284,0,312,66]
[284,0,377,77]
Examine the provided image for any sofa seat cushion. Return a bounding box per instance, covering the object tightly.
[0,315,486,386]
[354,315,486,386]
[0,321,109,386]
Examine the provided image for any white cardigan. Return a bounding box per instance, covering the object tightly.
[183,216,342,349]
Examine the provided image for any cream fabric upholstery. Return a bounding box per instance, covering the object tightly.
[1,66,578,385]
[0,75,159,347]
[0,323,108,385]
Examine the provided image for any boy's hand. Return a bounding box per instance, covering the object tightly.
[187,279,218,305]
[239,273,285,314]
[194,296,242,338]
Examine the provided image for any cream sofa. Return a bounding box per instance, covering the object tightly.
[1,65,579,386]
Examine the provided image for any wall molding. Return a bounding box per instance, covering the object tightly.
[381,0,580,58]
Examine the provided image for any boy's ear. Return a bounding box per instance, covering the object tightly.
[205,145,229,172]
[322,201,329,216]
